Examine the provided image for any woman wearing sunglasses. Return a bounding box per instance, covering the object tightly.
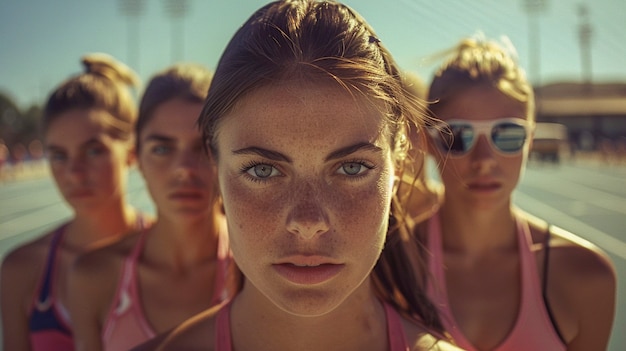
[416,36,616,351]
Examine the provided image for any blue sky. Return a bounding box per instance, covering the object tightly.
[1,0,625,109]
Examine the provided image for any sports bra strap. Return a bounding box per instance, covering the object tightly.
[541,225,566,343]
[36,225,67,304]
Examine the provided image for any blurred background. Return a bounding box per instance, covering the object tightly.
[1,0,625,168]
[0,1,625,350]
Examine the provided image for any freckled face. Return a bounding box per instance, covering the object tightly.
[45,109,132,212]
[215,80,395,316]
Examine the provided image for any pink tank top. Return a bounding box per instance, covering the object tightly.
[102,222,233,351]
[426,212,566,351]
[215,301,409,351]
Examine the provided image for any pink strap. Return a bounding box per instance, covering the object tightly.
[384,302,410,351]
[215,303,232,351]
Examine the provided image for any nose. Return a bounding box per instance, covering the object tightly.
[66,155,87,180]
[286,183,330,240]
[470,134,497,172]
[174,149,205,180]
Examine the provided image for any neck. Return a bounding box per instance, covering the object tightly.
[65,201,137,251]
[438,200,517,255]
[143,210,223,269]
[230,279,388,351]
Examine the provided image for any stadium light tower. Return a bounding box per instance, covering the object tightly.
[577,4,593,88]
[522,0,548,88]
[118,0,145,73]
[163,0,190,63]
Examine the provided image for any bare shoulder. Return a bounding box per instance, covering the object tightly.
[72,230,141,275]
[519,209,615,278]
[1,231,56,291]
[400,318,464,351]
[133,304,222,351]
[546,225,616,304]
[523,212,616,283]
[68,231,143,312]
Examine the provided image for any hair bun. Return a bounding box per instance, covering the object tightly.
[81,53,140,87]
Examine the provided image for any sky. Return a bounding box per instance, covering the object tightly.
[1,0,625,110]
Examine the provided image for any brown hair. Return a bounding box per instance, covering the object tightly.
[43,53,139,141]
[136,63,212,150]
[428,36,535,121]
[198,0,444,334]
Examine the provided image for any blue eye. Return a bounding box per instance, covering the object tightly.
[86,146,105,157]
[246,163,279,179]
[337,161,373,176]
[151,144,171,155]
[341,162,363,175]
[48,151,67,162]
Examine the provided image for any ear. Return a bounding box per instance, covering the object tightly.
[126,144,137,168]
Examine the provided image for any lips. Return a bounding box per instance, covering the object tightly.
[466,179,502,192]
[168,190,205,200]
[273,256,344,285]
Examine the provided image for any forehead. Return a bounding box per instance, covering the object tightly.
[435,84,528,121]
[139,98,203,139]
[216,80,390,157]
[45,109,109,142]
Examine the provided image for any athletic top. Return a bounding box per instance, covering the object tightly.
[215,301,409,351]
[425,212,566,351]
[102,222,233,351]
[28,224,73,351]
[28,215,149,351]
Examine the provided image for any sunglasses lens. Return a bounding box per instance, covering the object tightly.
[449,124,474,155]
[492,122,527,153]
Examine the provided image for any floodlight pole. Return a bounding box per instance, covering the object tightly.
[118,0,145,73]
[578,4,593,89]
[163,0,189,63]
[522,0,547,87]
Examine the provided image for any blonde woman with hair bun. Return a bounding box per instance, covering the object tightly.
[1,53,151,351]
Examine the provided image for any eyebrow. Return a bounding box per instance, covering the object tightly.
[231,146,291,162]
[324,142,383,161]
[231,142,383,163]
[143,134,174,143]
[45,137,102,151]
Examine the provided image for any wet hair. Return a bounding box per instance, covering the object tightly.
[197,0,445,334]
[43,53,139,141]
[428,36,535,121]
[136,63,212,150]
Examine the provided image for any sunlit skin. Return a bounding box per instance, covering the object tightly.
[138,97,215,223]
[427,83,616,351]
[216,79,394,319]
[431,85,530,216]
[66,97,227,351]
[45,108,134,214]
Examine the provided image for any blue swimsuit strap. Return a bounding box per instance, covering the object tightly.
[36,225,66,304]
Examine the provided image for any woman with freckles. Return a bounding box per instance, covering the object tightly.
[135,1,462,350]
[66,63,237,351]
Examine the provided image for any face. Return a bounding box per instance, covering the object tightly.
[138,98,215,221]
[215,80,395,316]
[45,109,132,212]
[430,85,530,211]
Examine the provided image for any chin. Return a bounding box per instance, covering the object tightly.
[270,288,349,318]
